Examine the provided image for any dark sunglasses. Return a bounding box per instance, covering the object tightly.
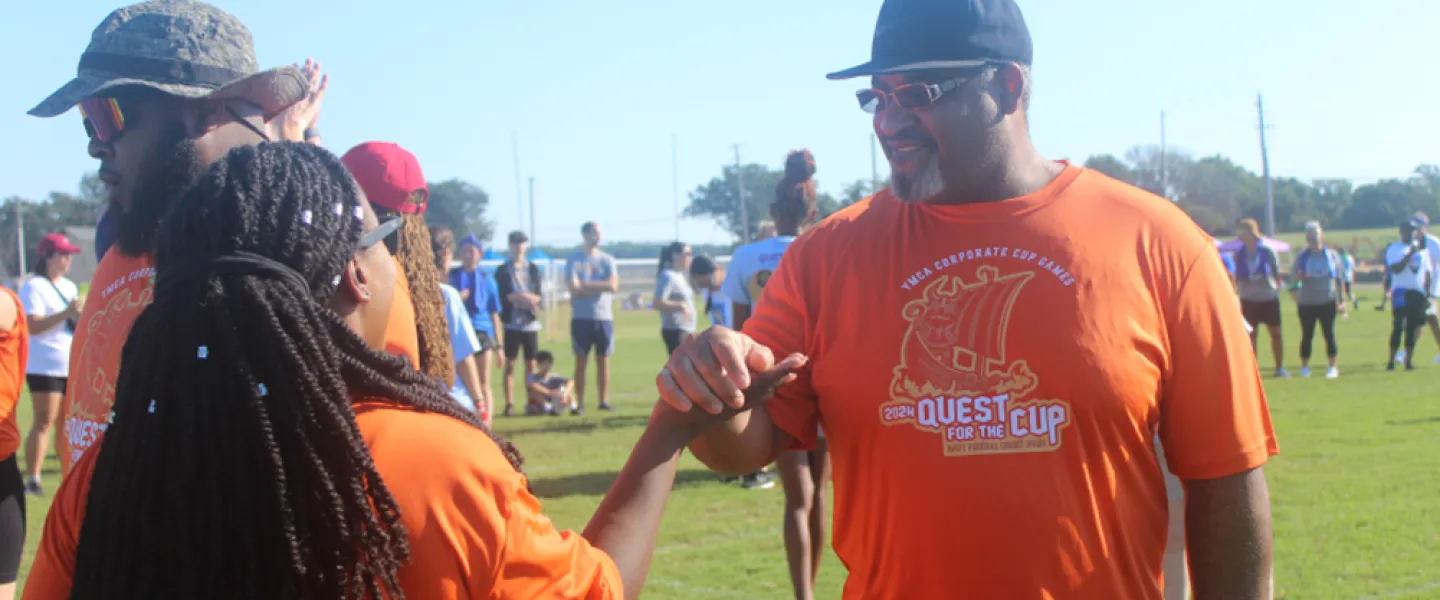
[358,217,403,251]
[855,70,988,114]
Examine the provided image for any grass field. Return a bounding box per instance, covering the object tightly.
[10,282,1440,599]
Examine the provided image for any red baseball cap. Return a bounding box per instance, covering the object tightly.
[340,142,428,215]
[38,233,81,257]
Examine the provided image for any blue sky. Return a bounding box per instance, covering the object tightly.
[2,0,1436,246]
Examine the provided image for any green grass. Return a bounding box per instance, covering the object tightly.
[12,287,1440,599]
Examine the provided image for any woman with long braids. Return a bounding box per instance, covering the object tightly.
[723,150,827,596]
[341,141,451,385]
[24,142,798,599]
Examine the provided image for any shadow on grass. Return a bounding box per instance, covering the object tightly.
[531,468,722,499]
[500,414,651,436]
[1385,416,1440,426]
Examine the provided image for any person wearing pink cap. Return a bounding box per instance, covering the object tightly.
[341,142,452,385]
[18,233,82,498]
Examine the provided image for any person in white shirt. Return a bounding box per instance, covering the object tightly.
[17,233,82,497]
[1384,219,1434,371]
[1410,212,1440,364]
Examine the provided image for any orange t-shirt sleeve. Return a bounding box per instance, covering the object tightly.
[740,236,820,451]
[1158,241,1279,481]
[22,444,96,600]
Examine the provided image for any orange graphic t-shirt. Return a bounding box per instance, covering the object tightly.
[0,288,28,460]
[744,164,1277,600]
[24,400,621,599]
[58,253,423,473]
[57,251,154,472]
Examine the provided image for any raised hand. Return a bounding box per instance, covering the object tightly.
[656,326,806,415]
[276,58,329,143]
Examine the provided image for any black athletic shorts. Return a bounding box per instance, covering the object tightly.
[1241,299,1283,328]
[504,330,540,362]
[662,329,691,357]
[25,375,67,394]
[474,330,497,353]
[0,454,25,584]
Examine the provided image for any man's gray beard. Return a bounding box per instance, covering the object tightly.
[891,152,945,204]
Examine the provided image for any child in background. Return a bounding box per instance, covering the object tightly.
[525,351,571,416]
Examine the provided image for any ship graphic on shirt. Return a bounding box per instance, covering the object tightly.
[879,266,1071,457]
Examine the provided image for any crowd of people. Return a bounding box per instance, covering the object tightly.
[1224,215,1440,378]
[1,0,1429,598]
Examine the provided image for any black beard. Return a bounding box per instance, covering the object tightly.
[113,123,206,257]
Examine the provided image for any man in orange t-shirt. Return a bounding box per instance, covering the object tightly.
[656,1,1277,598]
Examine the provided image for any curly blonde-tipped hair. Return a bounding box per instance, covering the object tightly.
[395,211,454,387]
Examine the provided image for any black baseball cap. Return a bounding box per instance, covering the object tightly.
[827,0,1033,80]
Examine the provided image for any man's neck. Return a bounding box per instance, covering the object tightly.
[930,145,1062,206]
[462,263,479,273]
[583,244,599,256]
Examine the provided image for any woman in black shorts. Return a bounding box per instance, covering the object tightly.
[653,242,696,355]
[17,233,82,497]
[0,284,29,597]
[1233,219,1289,378]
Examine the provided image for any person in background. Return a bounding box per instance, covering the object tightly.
[23,142,793,600]
[690,254,732,328]
[450,234,504,411]
[756,221,778,241]
[18,234,82,497]
[24,0,319,473]
[1384,219,1433,371]
[525,351,572,416]
[653,242,697,356]
[431,227,491,422]
[1292,221,1345,378]
[657,0,1276,596]
[727,150,827,594]
[566,221,618,415]
[1410,212,1440,364]
[1219,247,1237,289]
[1338,248,1358,310]
[1235,218,1288,377]
[340,142,450,382]
[0,283,26,600]
[495,231,544,417]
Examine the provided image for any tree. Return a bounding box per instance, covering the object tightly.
[685,163,786,242]
[839,177,889,208]
[1082,154,1134,184]
[424,179,494,243]
[0,174,108,276]
[1342,179,1437,229]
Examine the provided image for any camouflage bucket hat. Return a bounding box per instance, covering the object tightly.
[28,0,306,119]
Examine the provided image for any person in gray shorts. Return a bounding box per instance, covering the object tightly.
[566,222,618,415]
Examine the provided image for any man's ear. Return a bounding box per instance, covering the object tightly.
[993,63,1026,116]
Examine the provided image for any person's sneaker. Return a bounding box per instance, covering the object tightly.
[740,472,776,490]
[24,477,43,497]
[1274,367,1290,379]
[1299,366,1311,378]
[1325,367,1339,379]
[598,402,614,412]
[503,404,515,417]
[1405,363,1417,372]
[1396,349,1407,363]
[1387,361,1397,372]
[570,404,584,416]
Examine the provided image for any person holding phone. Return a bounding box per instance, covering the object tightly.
[1384,219,1434,371]
[18,233,82,497]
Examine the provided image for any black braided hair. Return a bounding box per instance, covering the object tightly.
[69,142,522,600]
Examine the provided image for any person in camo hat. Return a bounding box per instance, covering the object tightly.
[25,0,320,477]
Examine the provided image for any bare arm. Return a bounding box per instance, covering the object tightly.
[688,406,796,476]
[1184,467,1272,600]
[652,298,689,313]
[456,355,484,411]
[27,307,75,336]
[731,303,753,331]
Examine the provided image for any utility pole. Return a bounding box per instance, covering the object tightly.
[1257,94,1275,238]
[14,200,24,275]
[1160,110,1168,200]
[870,133,879,193]
[672,135,680,240]
[511,131,524,236]
[528,177,536,249]
[734,145,749,244]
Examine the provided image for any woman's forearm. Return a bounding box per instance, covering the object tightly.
[583,420,689,600]
[28,312,71,335]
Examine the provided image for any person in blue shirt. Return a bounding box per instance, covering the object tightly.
[448,233,503,413]
[432,228,492,421]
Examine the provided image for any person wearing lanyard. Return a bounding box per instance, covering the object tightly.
[1384,219,1434,371]
[1291,222,1345,378]
[17,234,82,497]
[1234,218,1289,378]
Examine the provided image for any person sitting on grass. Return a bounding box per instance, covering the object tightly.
[23,142,801,600]
[525,350,572,416]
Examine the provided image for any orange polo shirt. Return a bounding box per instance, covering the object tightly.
[57,253,422,474]
[0,288,27,460]
[744,164,1277,599]
[24,400,620,599]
